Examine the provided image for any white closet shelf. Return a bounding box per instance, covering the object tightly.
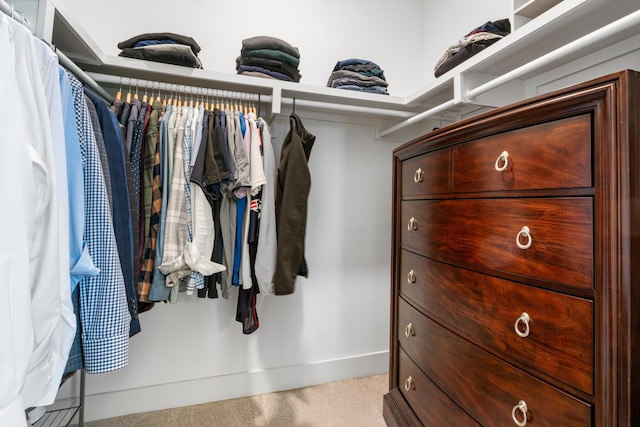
[513,0,564,20]
[48,0,640,138]
[79,56,414,118]
[387,0,640,137]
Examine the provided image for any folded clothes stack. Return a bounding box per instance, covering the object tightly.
[237,35,301,82]
[327,59,389,95]
[433,19,510,77]
[117,32,203,68]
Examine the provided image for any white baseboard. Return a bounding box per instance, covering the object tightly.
[64,350,388,422]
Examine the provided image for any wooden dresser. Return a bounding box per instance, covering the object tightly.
[383,70,640,426]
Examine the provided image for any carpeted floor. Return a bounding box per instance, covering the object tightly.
[86,374,389,427]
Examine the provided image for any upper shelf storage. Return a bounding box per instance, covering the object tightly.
[47,0,640,138]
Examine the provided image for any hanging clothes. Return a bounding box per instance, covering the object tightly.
[65,71,131,374]
[273,113,315,295]
[84,88,140,337]
[0,14,67,425]
[255,118,277,295]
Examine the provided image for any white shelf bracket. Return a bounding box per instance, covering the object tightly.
[378,99,457,138]
[460,72,525,107]
[270,86,282,116]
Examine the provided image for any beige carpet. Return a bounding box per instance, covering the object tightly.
[86,374,389,427]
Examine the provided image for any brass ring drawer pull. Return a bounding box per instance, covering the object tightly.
[495,150,509,172]
[511,400,528,426]
[404,376,415,392]
[516,226,532,250]
[414,168,424,183]
[407,270,416,284]
[404,323,415,338]
[514,312,531,338]
[407,217,418,231]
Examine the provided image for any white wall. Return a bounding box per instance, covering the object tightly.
[50,0,421,421]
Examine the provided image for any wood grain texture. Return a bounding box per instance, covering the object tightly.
[385,71,640,427]
[399,298,592,426]
[399,251,593,394]
[401,198,594,291]
[452,114,592,193]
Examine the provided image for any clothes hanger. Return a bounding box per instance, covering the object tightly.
[133,79,139,100]
[125,80,132,103]
[115,77,122,102]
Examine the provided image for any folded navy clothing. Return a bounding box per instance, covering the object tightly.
[434,19,510,77]
[236,56,301,81]
[240,71,278,80]
[118,32,201,55]
[327,69,388,87]
[133,39,178,48]
[333,84,389,95]
[333,58,382,70]
[336,63,385,79]
[241,35,300,59]
[237,65,294,82]
[328,58,389,94]
[465,19,510,37]
[330,76,388,88]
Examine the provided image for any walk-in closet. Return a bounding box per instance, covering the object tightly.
[2,0,640,426]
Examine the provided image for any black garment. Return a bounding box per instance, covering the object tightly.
[85,88,141,336]
[119,44,202,69]
[241,35,299,59]
[207,109,230,184]
[118,32,201,54]
[118,101,131,127]
[236,188,262,333]
[273,114,315,295]
[434,19,510,77]
[190,110,210,188]
[236,55,302,82]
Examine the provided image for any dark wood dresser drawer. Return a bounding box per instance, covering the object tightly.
[398,348,481,426]
[401,197,593,291]
[401,148,450,197]
[452,114,592,193]
[399,253,594,394]
[398,298,592,426]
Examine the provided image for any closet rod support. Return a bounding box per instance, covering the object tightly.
[279,97,414,118]
[378,99,456,137]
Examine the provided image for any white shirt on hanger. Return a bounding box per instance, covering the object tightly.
[0,14,63,426]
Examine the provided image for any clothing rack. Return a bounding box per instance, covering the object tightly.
[0,0,112,104]
[2,3,88,425]
[0,0,31,29]
[56,50,113,103]
[87,72,415,120]
[87,73,264,109]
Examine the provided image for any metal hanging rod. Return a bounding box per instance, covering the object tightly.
[1,1,112,103]
[87,72,264,102]
[0,0,31,29]
[378,99,455,137]
[87,72,414,118]
[58,51,113,102]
